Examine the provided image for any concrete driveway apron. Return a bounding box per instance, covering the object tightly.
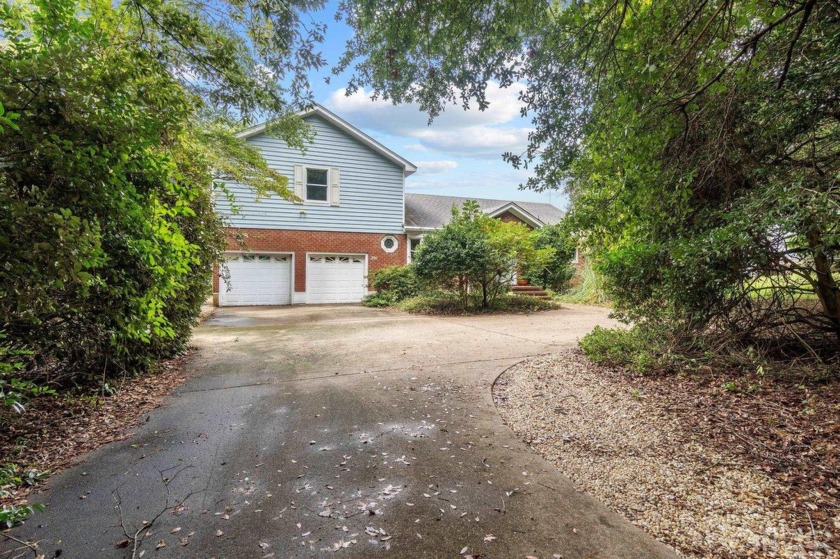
[2,305,677,559]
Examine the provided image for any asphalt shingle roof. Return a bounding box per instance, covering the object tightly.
[405,193,565,229]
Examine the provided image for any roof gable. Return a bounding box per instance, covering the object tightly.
[237,104,417,176]
[485,202,545,228]
[404,194,565,230]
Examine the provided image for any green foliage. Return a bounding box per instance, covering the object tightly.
[0,335,54,414]
[0,0,323,386]
[413,201,553,310]
[524,223,576,290]
[396,291,464,315]
[0,102,20,133]
[0,503,44,529]
[0,464,47,528]
[579,326,663,373]
[340,0,840,354]
[555,261,610,306]
[0,464,48,490]
[397,291,556,315]
[365,265,420,306]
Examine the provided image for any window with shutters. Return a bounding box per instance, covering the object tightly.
[294,164,340,206]
[306,168,328,202]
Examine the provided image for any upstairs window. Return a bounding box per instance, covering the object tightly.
[306,168,328,202]
[293,165,339,206]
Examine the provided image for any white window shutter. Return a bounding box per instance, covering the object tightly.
[329,168,340,206]
[293,164,304,203]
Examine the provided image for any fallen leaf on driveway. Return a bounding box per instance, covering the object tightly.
[115,539,129,549]
[156,540,166,549]
[215,529,224,537]
[483,534,497,542]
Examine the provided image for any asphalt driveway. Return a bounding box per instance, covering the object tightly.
[2,305,676,559]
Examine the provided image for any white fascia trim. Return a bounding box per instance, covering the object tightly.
[485,202,545,228]
[236,104,418,177]
[404,226,440,233]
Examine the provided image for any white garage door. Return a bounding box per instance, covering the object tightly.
[306,254,367,304]
[219,254,292,306]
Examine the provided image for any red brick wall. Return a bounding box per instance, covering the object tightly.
[496,211,527,225]
[496,211,538,230]
[214,228,407,294]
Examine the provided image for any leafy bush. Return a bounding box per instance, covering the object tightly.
[413,201,553,310]
[364,265,420,307]
[579,327,657,372]
[524,223,576,290]
[361,292,393,308]
[580,324,697,373]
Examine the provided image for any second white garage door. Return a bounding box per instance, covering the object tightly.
[306,254,367,304]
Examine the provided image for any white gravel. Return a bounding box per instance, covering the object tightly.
[492,350,836,559]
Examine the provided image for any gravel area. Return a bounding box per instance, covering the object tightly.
[493,350,837,559]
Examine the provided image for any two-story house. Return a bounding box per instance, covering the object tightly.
[213,104,565,306]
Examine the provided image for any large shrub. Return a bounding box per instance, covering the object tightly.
[413,201,553,310]
[525,223,576,291]
[0,0,317,384]
[364,265,421,307]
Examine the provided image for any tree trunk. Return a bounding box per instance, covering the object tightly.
[807,228,840,342]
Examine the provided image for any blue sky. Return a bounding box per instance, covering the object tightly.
[297,2,567,209]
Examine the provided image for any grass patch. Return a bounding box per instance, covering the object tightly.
[397,291,559,315]
[555,261,610,305]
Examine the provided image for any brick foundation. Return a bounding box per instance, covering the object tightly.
[213,228,407,299]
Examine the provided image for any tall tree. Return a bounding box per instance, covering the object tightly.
[338,0,840,349]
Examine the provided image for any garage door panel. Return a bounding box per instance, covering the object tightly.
[307,254,366,304]
[219,254,292,306]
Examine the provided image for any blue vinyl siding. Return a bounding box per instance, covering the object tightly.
[216,115,405,234]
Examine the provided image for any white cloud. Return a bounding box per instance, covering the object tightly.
[324,82,531,158]
[412,126,532,157]
[415,160,458,175]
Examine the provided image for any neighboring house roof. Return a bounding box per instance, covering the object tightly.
[405,193,565,230]
[237,104,418,177]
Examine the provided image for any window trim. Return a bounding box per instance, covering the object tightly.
[381,235,399,253]
[304,166,330,204]
[406,235,425,262]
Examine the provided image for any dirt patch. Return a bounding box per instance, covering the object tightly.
[493,349,838,558]
[0,351,192,509]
